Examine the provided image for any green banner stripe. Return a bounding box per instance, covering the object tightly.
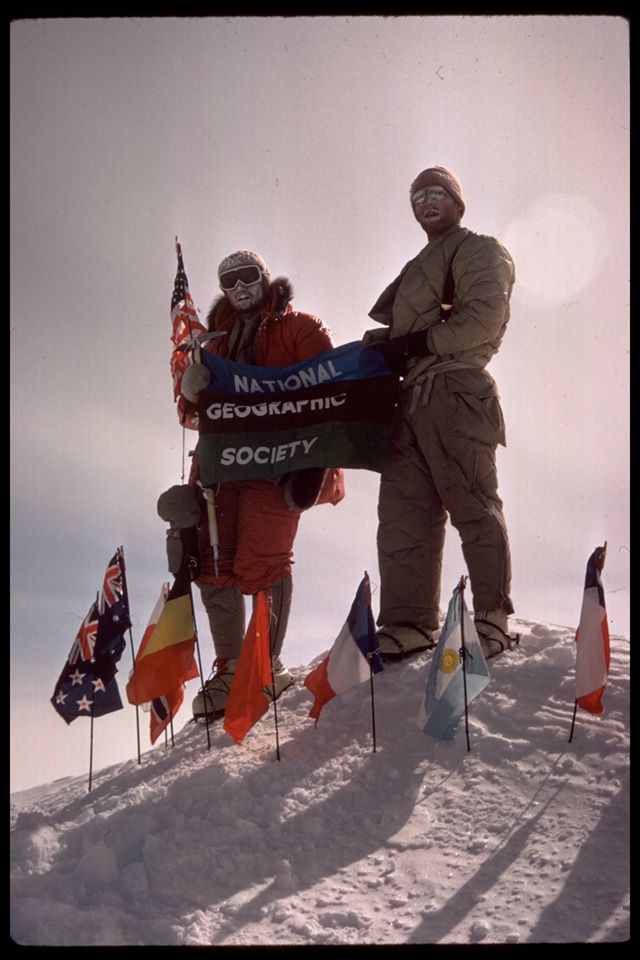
[198,420,391,485]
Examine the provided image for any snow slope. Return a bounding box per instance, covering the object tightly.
[10,618,629,946]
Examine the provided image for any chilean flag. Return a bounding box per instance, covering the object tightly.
[304,573,383,724]
[575,544,611,715]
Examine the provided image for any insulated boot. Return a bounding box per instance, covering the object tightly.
[377,623,435,661]
[192,657,237,720]
[264,655,294,702]
[474,609,520,660]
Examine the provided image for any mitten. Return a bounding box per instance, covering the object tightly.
[181,362,211,402]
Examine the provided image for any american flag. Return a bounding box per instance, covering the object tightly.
[170,239,207,429]
[51,549,131,724]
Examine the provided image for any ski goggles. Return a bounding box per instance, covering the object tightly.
[219,265,264,290]
[411,186,450,205]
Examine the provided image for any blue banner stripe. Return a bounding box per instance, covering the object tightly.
[200,340,394,396]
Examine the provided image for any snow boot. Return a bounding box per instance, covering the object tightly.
[192,657,237,721]
[377,623,435,661]
[474,609,520,660]
[264,655,294,702]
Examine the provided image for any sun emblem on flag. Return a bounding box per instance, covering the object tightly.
[440,648,459,673]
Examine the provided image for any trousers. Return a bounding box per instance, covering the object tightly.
[377,371,514,629]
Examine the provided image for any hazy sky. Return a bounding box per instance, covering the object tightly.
[10,15,629,792]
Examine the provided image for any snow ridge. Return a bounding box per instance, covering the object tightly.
[10,619,630,946]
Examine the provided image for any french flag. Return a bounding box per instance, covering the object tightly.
[304,573,383,724]
[575,544,611,715]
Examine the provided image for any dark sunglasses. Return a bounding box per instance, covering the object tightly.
[219,265,263,290]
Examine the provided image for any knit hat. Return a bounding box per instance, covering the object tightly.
[217,250,271,283]
[410,166,466,215]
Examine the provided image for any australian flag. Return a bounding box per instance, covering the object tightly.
[51,548,131,724]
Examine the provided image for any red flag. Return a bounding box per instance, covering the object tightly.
[126,576,198,706]
[575,544,611,715]
[223,592,272,744]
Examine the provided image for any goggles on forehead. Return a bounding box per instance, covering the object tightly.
[219,264,264,290]
[411,186,449,205]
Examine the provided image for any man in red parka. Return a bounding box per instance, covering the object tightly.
[177,250,343,721]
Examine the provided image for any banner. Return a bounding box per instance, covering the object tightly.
[197,340,399,485]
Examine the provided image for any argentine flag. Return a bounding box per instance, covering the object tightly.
[304,573,383,723]
[419,580,491,740]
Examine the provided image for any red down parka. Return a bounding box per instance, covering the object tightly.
[182,277,345,593]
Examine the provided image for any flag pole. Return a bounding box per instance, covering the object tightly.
[88,706,95,793]
[459,575,472,752]
[87,590,101,792]
[568,699,579,743]
[175,237,220,577]
[368,660,377,753]
[365,572,378,754]
[176,236,190,486]
[267,591,282,762]
[568,541,608,743]
[269,651,282,762]
[188,580,212,750]
[119,545,142,765]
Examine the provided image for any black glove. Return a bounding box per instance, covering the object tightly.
[371,329,430,375]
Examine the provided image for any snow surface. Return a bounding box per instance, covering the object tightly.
[10,618,629,946]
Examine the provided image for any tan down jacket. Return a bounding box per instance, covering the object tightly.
[369,223,515,388]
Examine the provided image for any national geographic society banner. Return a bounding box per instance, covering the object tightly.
[196,341,400,485]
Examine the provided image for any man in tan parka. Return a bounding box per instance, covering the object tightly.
[363,166,517,661]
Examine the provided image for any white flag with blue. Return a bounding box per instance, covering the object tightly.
[418,580,491,740]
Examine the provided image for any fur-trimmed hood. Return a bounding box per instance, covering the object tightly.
[206,276,294,331]
[200,275,333,369]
